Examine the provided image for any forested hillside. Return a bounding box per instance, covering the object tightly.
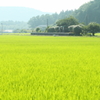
[73,0,100,24]
[28,0,100,28]
[1,0,100,30]
[28,10,73,28]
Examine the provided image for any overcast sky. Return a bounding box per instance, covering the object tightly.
[0,0,91,13]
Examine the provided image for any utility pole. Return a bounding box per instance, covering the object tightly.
[47,19,48,28]
[1,23,3,34]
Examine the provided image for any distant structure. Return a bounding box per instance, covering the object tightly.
[3,30,13,33]
[35,25,47,31]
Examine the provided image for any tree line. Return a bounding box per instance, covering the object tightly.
[1,0,99,34]
[0,21,29,30]
[35,16,100,36]
[73,0,100,24]
[28,0,100,29]
[28,10,73,28]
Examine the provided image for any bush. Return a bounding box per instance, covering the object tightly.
[36,28,41,32]
[68,25,82,36]
[87,22,100,36]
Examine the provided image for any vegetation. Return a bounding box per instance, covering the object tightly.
[46,26,56,32]
[87,22,100,36]
[68,25,83,36]
[28,0,100,28]
[28,10,73,28]
[0,21,29,30]
[1,0,100,32]
[27,0,100,36]
[56,16,79,32]
[0,35,100,99]
[36,27,41,32]
[1,0,100,34]
[0,0,100,99]
[45,16,100,36]
[73,0,100,24]
[13,29,32,33]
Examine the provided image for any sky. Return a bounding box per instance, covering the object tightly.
[0,0,91,13]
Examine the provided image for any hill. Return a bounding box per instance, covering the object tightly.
[73,0,100,24]
[28,10,73,28]
[0,6,51,22]
[28,0,100,28]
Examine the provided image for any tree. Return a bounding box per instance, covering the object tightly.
[56,16,79,32]
[87,22,100,36]
[36,28,41,32]
[47,27,55,32]
[68,25,83,36]
[74,26,82,36]
[81,25,88,35]
[28,10,73,29]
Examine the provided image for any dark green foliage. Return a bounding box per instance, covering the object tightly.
[36,28,41,32]
[27,0,100,32]
[28,11,73,28]
[46,26,63,32]
[74,26,82,36]
[68,22,100,36]
[56,16,79,32]
[54,26,60,32]
[73,0,100,24]
[47,27,55,32]
[68,25,83,36]
[81,25,88,35]
[28,0,100,29]
[56,16,79,26]
[87,22,100,36]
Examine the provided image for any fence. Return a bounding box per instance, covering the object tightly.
[31,32,74,36]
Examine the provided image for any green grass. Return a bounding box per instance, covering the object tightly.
[95,33,100,36]
[0,35,100,100]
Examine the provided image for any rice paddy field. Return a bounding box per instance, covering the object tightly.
[0,35,100,100]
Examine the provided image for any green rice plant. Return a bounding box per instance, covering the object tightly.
[0,36,100,100]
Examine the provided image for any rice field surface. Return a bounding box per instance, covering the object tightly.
[0,35,100,100]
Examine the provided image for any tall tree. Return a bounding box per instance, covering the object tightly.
[87,22,100,36]
[56,16,79,32]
